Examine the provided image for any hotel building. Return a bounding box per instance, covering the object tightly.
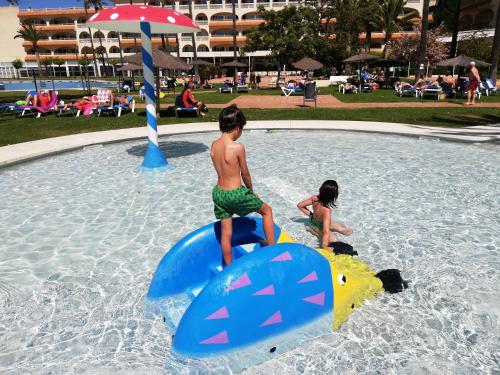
[2,0,496,78]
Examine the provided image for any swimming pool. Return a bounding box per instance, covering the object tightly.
[0,80,116,91]
[0,130,498,374]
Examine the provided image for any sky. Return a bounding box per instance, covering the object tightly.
[0,0,87,8]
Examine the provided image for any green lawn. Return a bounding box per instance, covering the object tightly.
[1,107,499,147]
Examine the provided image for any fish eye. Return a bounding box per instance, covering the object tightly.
[337,274,346,285]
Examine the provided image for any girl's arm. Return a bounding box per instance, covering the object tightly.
[322,209,332,249]
[297,196,314,216]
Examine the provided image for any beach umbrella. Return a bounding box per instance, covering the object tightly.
[124,48,192,70]
[436,54,491,76]
[87,5,200,169]
[221,59,247,68]
[436,54,491,68]
[117,63,142,71]
[190,59,213,66]
[343,53,378,92]
[292,57,323,71]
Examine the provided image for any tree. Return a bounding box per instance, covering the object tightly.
[80,0,104,77]
[40,57,54,76]
[52,58,66,77]
[433,0,460,58]
[243,6,319,87]
[415,0,430,81]
[490,3,500,80]
[11,58,23,78]
[331,0,364,57]
[380,0,418,58]
[457,31,493,63]
[392,23,449,66]
[359,0,383,52]
[14,23,45,72]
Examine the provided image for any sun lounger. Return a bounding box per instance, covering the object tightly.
[396,84,417,97]
[281,86,304,96]
[17,90,58,118]
[418,85,442,100]
[219,83,234,94]
[236,84,249,93]
[339,84,358,94]
[481,78,497,96]
[97,96,135,117]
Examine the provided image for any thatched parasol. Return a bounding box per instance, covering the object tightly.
[221,59,247,68]
[343,53,378,63]
[117,63,142,71]
[436,54,491,68]
[190,59,213,66]
[124,48,192,70]
[292,57,323,71]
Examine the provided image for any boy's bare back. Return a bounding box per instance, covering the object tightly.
[211,135,251,191]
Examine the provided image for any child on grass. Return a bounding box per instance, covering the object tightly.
[297,180,352,252]
[210,105,275,266]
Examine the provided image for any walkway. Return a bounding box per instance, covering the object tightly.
[0,121,498,168]
[211,95,500,109]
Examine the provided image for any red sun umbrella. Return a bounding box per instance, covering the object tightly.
[87,5,200,169]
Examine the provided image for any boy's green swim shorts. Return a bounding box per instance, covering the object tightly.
[212,186,264,220]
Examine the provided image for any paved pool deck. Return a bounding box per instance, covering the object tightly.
[0,121,498,168]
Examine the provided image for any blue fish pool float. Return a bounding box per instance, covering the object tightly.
[147,217,407,368]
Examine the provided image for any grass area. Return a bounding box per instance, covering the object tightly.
[1,107,499,146]
[331,87,500,103]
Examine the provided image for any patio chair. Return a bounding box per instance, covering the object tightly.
[339,84,358,94]
[17,90,59,118]
[481,78,497,96]
[303,81,318,107]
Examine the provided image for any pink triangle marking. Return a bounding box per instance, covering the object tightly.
[270,251,292,262]
[226,273,251,291]
[204,306,229,320]
[252,284,275,296]
[298,271,318,284]
[260,310,282,327]
[302,292,325,306]
[200,330,229,344]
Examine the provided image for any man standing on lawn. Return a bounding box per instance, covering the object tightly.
[466,61,481,106]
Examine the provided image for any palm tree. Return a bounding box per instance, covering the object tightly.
[14,23,45,73]
[85,1,110,76]
[80,0,101,77]
[11,58,23,78]
[490,3,500,80]
[360,0,382,52]
[415,0,430,81]
[380,0,418,58]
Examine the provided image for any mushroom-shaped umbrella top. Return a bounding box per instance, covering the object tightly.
[86,4,200,33]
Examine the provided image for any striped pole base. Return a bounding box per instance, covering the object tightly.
[140,21,167,169]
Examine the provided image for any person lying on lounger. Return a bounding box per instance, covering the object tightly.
[63,96,92,110]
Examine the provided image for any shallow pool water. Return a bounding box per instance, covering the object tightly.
[0,130,499,374]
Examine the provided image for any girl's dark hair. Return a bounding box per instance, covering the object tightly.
[219,104,246,133]
[318,180,338,208]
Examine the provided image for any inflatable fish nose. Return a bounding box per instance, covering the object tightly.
[172,242,333,357]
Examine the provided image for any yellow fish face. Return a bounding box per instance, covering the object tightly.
[316,249,384,330]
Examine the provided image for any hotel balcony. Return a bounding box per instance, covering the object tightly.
[25,54,84,61]
[210,35,247,46]
[23,40,78,48]
[120,37,177,47]
[208,19,263,29]
[18,8,93,18]
[34,25,76,32]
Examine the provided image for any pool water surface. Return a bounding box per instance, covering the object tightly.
[0,130,498,374]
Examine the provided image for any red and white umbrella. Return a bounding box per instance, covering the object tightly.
[88,5,200,169]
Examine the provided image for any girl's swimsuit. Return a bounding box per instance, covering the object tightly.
[309,213,323,229]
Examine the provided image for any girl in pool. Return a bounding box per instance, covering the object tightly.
[297,180,352,251]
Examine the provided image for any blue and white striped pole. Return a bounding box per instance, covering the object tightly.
[140,21,167,169]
